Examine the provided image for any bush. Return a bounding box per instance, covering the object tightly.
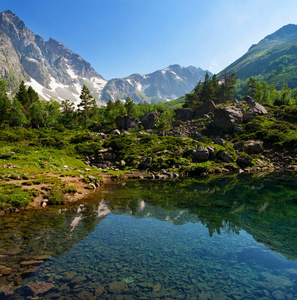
[47,190,65,205]
[62,186,77,193]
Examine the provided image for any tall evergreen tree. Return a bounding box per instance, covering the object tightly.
[246,77,257,98]
[9,98,28,127]
[78,85,97,128]
[124,97,135,116]
[15,81,30,109]
[27,86,39,104]
[221,73,237,102]
[0,80,12,126]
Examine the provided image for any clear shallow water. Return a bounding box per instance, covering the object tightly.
[1,174,297,299]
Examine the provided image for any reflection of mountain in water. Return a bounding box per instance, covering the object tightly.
[89,174,297,260]
[1,174,297,290]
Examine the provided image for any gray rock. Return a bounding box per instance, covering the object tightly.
[111,129,121,135]
[236,156,253,168]
[191,146,209,161]
[244,140,263,154]
[243,95,254,105]
[244,102,268,121]
[115,115,140,130]
[234,142,244,152]
[140,111,161,130]
[174,108,193,122]
[206,146,216,159]
[216,150,233,162]
[193,100,216,119]
[213,137,225,145]
[139,157,153,169]
[213,106,243,131]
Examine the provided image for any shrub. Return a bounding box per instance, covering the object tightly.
[62,186,77,193]
[47,190,65,205]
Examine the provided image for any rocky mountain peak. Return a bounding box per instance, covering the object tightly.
[0,10,107,104]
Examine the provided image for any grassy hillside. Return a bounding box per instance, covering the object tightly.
[221,24,297,89]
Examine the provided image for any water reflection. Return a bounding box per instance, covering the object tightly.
[0,174,297,299]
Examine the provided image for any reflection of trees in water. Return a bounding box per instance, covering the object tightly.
[1,173,297,261]
[101,174,297,259]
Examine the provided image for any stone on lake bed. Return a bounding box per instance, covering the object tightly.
[153,283,161,292]
[108,281,127,293]
[124,276,134,283]
[25,282,54,295]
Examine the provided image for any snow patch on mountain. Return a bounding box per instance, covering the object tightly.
[91,77,107,92]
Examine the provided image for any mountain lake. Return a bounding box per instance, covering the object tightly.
[1,174,297,299]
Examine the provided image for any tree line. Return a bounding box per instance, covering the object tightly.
[183,73,297,109]
[0,81,169,130]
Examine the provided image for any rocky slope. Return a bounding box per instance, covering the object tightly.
[220,24,297,89]
[0,10,210,105]
[101,65,210,103]
[0,10,107,104]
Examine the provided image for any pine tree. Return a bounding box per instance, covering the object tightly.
[246,77,257,98]
[78,85,97,128]
[221,73,237,102]
[9,98,28,127]
[27,86,39,104]
[15,81,30,109]
[124,97,135,116]
[0,80,12,126]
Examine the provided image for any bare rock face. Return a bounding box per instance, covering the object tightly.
[0,10,107,103]
[213,106,243,131]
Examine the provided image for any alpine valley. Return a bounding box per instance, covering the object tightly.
[0,10,209,104]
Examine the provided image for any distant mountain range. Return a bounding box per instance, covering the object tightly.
[0,10,210,104]
[221,24,297,89]
[101,65,209,103]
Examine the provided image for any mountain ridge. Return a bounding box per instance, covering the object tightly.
[0,10,210,104]
[220,24,297,89]
[0,10,107,104]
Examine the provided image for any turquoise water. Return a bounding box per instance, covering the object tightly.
[1,174,297,299]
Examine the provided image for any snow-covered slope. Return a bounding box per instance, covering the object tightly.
[0,10,107,105]
[101,64,210,103]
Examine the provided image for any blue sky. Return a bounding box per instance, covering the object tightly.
[1,0,297,79]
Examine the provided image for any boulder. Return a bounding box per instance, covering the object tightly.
[140,111,161,130]
[242,95,254,105]
[206,146,216,159]
[24,282,54,295]
[115,115,140,130]
[213,106,243,131]
[193,100,216,119]
[233,142,244,152]
[191,146,209,162]
[139,157,153,169]
[213,137,225,145]
[217,150,233,162]
[174,101,216,122]
[111,129,121,135]
[244,140,263,154]
[236,156,253,168]
[174,108,193,122]
[244,102,268,121]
